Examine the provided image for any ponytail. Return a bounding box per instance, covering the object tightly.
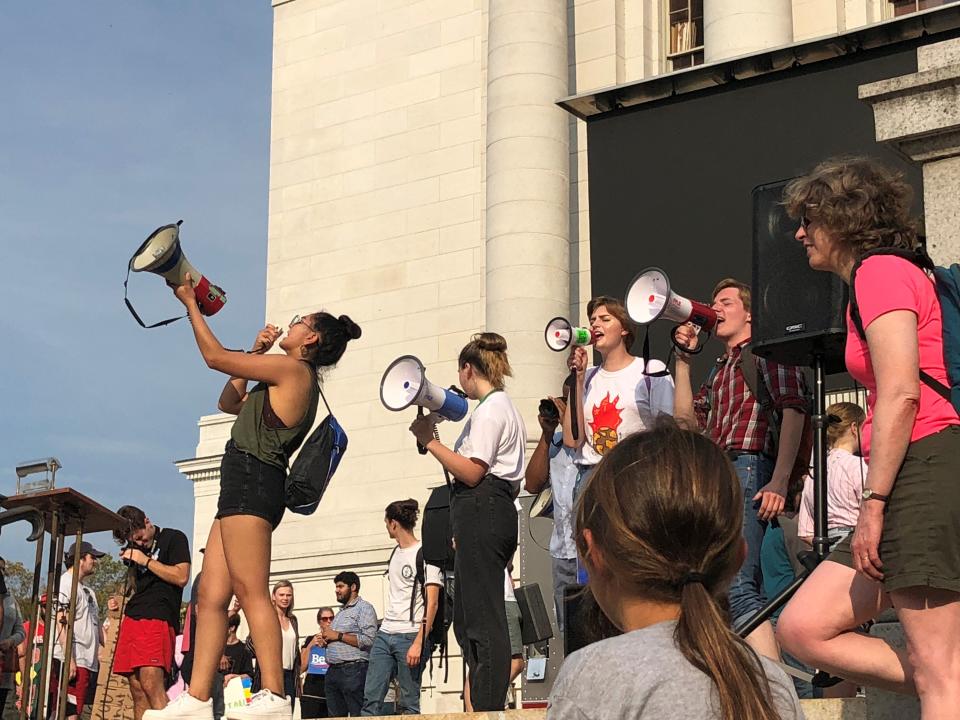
[675,582,780,720]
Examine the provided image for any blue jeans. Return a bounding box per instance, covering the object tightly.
[325,662,368,717]
[360,631,428,715]
[728,453,774,625]
[552,556,578,634]
[573,465,595,585]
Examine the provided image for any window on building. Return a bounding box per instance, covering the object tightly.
[890,0,953,17]
[667,0,704,70]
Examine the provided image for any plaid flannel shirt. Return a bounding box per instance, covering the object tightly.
[694,342,807,456]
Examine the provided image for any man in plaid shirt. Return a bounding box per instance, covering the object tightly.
[674,278,808,661]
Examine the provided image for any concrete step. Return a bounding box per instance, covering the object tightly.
[336,696,873,719]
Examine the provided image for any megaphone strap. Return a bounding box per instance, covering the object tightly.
[123,264,186,329]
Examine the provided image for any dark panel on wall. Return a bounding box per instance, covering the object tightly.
[585,39,927,381]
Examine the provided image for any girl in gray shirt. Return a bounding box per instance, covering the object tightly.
[548,419,803,720]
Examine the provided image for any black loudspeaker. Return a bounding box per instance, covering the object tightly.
[751,180,848,373]
[421,486,455,572]
[514,583,554,645]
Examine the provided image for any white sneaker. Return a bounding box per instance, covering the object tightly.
[143,693,213,720]
[223,690,291,720]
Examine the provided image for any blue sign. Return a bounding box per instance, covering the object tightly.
[306,644,329,675]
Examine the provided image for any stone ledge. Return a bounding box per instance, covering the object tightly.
[335,697,868,719]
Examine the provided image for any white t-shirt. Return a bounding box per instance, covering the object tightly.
[53,570,101,671]
[454,391,528,490]
[281,622,297,670]
[504,569,516,602]
[380,542,443,635]
[577,358,675,466]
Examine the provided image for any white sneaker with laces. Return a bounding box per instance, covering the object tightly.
[143,692,213,720]
[224,690,291,720]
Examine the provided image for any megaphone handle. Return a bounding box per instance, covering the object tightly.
[568,369,580,442]
[416,407,429,455]
[670,324,707,355]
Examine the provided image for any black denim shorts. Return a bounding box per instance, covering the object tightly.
[217,440,286,529]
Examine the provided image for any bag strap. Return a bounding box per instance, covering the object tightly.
[740,346,781,448]
[410,548,425,623]
[316,381,332,416]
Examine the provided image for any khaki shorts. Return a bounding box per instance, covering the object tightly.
[506,600,523,656]
[830,424,960,593]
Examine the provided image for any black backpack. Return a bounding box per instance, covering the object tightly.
[285,385,348,515]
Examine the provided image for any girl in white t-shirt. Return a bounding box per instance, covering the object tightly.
[562,295,675,497]
[409,332,525,712]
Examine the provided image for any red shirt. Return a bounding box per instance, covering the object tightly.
[694,342,808,455]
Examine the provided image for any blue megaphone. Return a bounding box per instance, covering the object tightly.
[379,355,468,422]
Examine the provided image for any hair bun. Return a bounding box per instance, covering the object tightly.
[475,332,507,353]
[339,315,362,340]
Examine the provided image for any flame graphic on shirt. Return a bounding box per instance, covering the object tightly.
[589,392,623,456]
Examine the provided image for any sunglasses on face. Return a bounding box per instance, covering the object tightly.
[800,215,812,231]
[290,314,316,331]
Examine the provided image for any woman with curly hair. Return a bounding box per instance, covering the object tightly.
[777,157,960,717]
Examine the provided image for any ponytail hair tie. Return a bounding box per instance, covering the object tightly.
[680,571,707,587]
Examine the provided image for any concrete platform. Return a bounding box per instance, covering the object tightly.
[336,696,876,719]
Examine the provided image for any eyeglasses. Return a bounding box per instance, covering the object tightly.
[800,215,812,231]
[290,314,316,332]
[319,616,334,622]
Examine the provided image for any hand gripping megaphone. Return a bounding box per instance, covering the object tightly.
[544,317,598,352]
[625,267,718,354]
[380,356,468,422]
[126,221,227,326]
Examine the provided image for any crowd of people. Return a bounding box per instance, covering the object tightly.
[5,155,957,720]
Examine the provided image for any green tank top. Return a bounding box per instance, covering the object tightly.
[231,365,320,471]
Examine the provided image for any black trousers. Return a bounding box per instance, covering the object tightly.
[451,476,518,711]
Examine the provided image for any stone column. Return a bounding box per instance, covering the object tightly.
[485,0,570,423]
[704,0,793,63]
[859,37,960,265]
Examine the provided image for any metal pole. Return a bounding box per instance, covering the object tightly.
[36,511,62,720]
[812,355,831,560]
[19,529,46,720]
[56,526,84,720]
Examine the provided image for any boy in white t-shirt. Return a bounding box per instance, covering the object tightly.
[361,500,442,716]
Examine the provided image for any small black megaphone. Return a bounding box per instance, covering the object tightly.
[127,221,227,323]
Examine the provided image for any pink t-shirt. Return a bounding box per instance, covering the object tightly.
[797,448,866,537]
[846,255,959,454]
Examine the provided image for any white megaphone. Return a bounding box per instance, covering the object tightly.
[380,355,468,422]
[625,267,718,331]
[544,316,598,352]
[129,221,227,317]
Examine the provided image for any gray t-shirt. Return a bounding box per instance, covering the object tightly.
[548,620,804,720]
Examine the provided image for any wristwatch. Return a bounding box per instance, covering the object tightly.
[861,488,889,503]
[337,631,343,642]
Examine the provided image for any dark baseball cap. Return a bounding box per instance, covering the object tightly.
[65,541,106,560]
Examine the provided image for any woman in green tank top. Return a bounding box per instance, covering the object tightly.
[161,273,360,720]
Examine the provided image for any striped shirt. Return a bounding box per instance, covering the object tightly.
[694,342,807,455]
[326,596,378,665]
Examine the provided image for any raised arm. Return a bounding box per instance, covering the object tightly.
[525,399,565,494]
[672,325,699,430]
[172,276,303,386]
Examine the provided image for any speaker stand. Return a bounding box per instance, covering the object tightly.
[735,353,836,686]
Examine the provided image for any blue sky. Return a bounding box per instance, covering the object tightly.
[0,2,274,566]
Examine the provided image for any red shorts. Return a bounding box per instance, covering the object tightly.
[113,617,176,675]
[50,662,97,715]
